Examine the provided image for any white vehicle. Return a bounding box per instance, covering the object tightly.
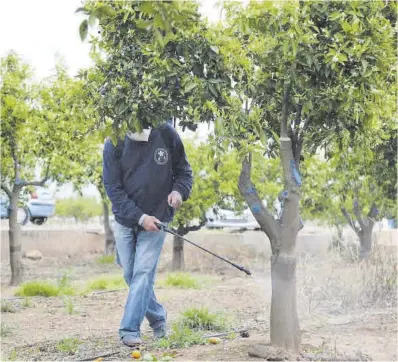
[26,188,56,225]
[205,206,261,230]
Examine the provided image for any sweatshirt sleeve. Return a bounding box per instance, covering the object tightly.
[102,138,144,225]
[170,129,193,201]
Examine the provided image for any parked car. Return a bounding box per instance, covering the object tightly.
[0,196,9,219]
[205,206,261,230]
[0,195,30,225]
[26,188,56,225]
[0,188,55,226]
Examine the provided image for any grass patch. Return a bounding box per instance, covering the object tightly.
[84,275,125,293]
[1,302,15,313]
[154,307,234,349]
[8,349,17,361]
[56,338,82,355]
[154,323,204,349]
[0,323,12,337]
[15,281,60,297]
[96,254,115,265]
[180,307,231,331]
[14,280,76,297]
[158,273,215,289]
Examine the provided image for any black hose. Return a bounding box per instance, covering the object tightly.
[155,222,251,276]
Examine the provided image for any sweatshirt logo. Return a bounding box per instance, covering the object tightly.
[154,148,168,165]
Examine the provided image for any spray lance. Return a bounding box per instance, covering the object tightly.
[155,222,251,276]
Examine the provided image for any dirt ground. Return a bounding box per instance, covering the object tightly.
[0,229,397,361]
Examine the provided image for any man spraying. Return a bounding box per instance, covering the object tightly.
[103,122,193,347]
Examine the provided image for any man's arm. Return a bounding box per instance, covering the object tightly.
[171,130,193,201]
[102,138,144,226]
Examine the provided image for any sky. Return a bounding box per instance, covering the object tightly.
[0,0,220,199]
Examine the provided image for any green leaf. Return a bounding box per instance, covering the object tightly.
[140,1,155,15]
[135,19,152,29]
[88,11,98,27]
[184,82,197,93]
[79,20,88,41]
[260,131,267,146]
[208,84,218,98]
[96,5,115,17]
[154,30,164,46]
[154,14,165,30]
[110,134,118,146]
[75,7,87,14]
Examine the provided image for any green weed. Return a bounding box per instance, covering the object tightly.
[154,323,204,349]
[84,275,125,293]
[15,280,76,297]
[0,323,12,337]
[8,349,17,361]
[96,254,115,265]
[180,307,231,331]
[1,302,15,313]
[15,281,59,297]
[159,273,201,289]
[21,296,32,308]
[64,297,74,315]
[56,337,82,355]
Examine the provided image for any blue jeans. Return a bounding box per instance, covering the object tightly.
[113,221,166,339]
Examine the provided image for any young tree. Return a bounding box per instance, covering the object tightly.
[169,142,216,270]
[0,53,91,284]
[214,0,396,352]
[302,131,397,259]
[171,140,282,270]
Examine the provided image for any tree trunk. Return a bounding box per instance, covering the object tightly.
[238,86,301,353]
[358,225,373,259]
[9,187,23,285]
[102,200,115,255]
[172,234,185,271]
[270,252,301,351]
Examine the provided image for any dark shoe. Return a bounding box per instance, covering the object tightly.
[122,335,142,347]
[153,324,167,339]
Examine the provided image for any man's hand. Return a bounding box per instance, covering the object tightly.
[142,215,161,232]
[168,191,182,210]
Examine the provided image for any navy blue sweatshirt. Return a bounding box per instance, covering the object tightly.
[102,123,193,228]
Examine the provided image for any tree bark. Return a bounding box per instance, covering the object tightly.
[239,84,301,352]
[358,225,373,260]
[9,187,23,285]
[342,202,377,259]
[172,234,185,271]
[270,253,301,351]
[102,200,115,255]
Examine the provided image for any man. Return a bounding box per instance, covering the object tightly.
[103,122,193,347]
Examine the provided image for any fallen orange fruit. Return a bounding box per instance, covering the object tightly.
[209,337,221,344]
[131,350,141,359]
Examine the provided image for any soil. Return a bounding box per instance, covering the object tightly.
[0,229,397,361]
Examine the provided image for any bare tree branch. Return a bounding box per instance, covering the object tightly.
[366,203,378,230]
[280,84,291,138]
[186,219,207,233]
[239,155,280,244]
[21,163,50,187]
[353,198,366,230]
[341,207,360,235]
[10,137,20,182]
[1,183,12,199]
